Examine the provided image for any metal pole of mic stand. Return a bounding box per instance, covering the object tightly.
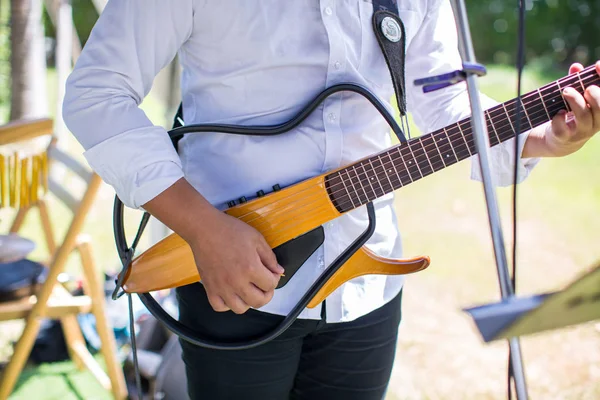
[451,1,529,399]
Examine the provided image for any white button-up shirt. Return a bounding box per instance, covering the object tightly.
[63,0,539,322]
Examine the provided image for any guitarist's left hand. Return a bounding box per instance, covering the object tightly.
[523,60,600,158]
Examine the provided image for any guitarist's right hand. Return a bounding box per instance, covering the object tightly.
[188,209,284,314]
[143,178,283,314]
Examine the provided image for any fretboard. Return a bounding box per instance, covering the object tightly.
[325,65,600,213]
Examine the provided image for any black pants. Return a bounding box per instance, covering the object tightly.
[176,283,403,400]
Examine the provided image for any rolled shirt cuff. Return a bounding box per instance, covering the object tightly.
[83,126,185,208]
[470,130,541,186]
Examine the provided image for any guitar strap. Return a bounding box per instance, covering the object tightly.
[370,0,408,117]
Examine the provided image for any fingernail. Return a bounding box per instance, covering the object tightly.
[277,264,285,273]
[563,87,572,95]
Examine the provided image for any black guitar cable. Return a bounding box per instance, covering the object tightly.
[509,0,527,398]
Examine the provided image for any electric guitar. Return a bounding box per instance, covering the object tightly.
[113,65,598,347]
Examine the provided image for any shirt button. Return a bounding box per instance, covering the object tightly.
[324,6,333,15]
[327,112,336,122]
[334,61,341,70]
[318,255,325,269]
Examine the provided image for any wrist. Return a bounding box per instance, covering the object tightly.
[522,123,560,158]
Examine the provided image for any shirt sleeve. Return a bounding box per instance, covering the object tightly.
[404,0,540,186]
[62,0,194,208]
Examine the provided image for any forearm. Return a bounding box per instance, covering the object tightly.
[142,178,220,243]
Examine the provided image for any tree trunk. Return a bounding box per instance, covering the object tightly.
[10,0,47,121]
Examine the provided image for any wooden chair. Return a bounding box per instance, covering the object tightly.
[0,118,127,400]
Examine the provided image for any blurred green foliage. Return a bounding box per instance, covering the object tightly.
[0,0,10,120]
[465,0,600,71]
[43,0,98,67]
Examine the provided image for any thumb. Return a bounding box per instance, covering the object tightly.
[257,241,284,275]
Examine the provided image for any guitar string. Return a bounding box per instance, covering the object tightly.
[223,67,594,231]
[241,111,562,242]
[232,70,591,231]
[308,70,597,210]
[233,71,598,235]
[327,70,596,203]
[232,70,598,229]
[255,70,600,238]
[129,70,599,293]
[236,80,597,242]
[234,67,596,221]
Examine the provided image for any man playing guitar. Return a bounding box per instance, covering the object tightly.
[63,1,600,398]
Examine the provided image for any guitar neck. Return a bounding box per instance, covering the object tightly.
[326,65,600,213]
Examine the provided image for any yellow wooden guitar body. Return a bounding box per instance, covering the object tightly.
[122,172,430,307]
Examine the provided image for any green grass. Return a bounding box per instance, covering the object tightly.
[9,356,112,400]
[2,64,599,399]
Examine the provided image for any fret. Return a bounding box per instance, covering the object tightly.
[485,110,501,146]
[351,165,371,204]
[538,85,562,118]
[456,121,472,156]
[337,171,357,210]
[487,105,507,138]
[326,66,600,214]
[378,154,396,192]
[441,127,459,163]
[396,146,418,182]
[344,168,366,205]
[419,138,436,174]
[429,133,446,168]
[526,92,553,127]
[445,125,470,161]
[576,72,586,94]
[538,82,566,118]
[358,162,377,201]
[519,98,534,130]
[368,158,387,196]
[506,99,532,133]
[537,88,551,120]
[404,141,425,178]
[556,81,571,112]
[386,150,406,188]
[410,139,433,177]
[394,147,413,183]
[546,92,567,117]
[421,134,445,171]
[501,102,515,137]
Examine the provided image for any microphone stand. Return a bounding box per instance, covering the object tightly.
[451,1,529,398]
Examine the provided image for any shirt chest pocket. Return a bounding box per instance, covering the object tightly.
[358,3,422,89]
